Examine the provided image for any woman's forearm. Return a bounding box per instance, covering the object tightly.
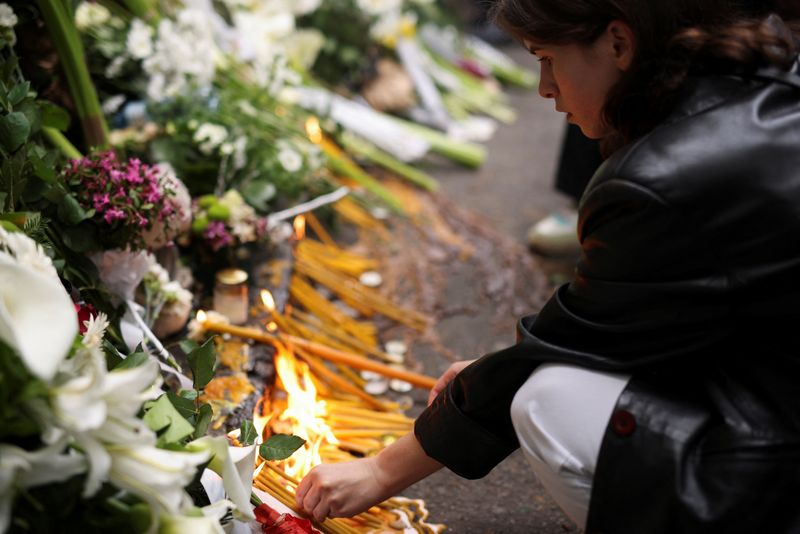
[373,432,444,493]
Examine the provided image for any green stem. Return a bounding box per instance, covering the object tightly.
[119,0,152,19]
[325,152,406,215]
[37,0,110,150]
[388,117,486,169]
[42,127,83,159]
[339,134,439,192]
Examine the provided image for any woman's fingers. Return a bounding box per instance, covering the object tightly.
[427,369,454,405]
[301,484,322,517]
[295,470,312,509]
[312,501,331,523]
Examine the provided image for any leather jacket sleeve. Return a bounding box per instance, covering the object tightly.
[415,174,731,478]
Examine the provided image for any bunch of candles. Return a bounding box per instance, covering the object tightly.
[194,199,449,532]
[193,313,443,532]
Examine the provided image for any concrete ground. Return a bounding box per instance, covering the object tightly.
[398,46,582,533]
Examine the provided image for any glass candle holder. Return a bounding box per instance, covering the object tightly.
[213,268,249,325]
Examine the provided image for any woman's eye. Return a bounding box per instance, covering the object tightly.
[537,57,552,65]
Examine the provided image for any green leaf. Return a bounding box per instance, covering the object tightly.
[42,186,66,203]
[114,351,149,370]
[0,112,31,152]
[103,339,124,369]
[187,337,217,390]
[240,420,257,446]
[167,391,197,420]
[193,403,213,439]
[179,389,198,401]
[15,100,41,137]
[57,194,90,225]
[0,57,17,86]
[179,339,200,354]
[143,394,195,445]
[8,82,30,107]
[0,81,8,111]
[28,151,58,184]
[61,223,98,252]
[39,101,71,131]
[259,434,306,461]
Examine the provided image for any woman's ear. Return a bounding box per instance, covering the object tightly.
[607,20,636,71]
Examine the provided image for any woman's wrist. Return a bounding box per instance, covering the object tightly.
[372,433,443,495]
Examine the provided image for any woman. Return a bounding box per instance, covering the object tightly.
[296,1,800,531]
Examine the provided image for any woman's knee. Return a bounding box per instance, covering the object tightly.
[510,363,575,434]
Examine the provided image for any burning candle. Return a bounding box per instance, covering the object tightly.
[260,289,291,332]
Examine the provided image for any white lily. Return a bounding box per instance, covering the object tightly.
[0,255,77,382]
[108,444,211,516]
[188,436,256,522]
[0,440,86,533]
[158,512,225,534]
[49,353,163,496]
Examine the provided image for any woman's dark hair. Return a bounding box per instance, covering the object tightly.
[490,0,799,151]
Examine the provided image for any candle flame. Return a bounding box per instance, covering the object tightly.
[273,340,338,478]
[260,289,276,312]
[196,310,207,323]
[305,116,322,144]
[293,215,306,241]
[253,395,272,442]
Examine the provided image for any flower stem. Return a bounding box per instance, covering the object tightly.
[36,0,110,151]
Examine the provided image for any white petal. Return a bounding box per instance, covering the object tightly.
[109,445,210,514]
[103,358,160,404]
[159,512,225,534]
[0,261,77,381]
[188,437,256,522]
[76,434,112,497]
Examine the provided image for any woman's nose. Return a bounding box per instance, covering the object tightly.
[538,66,557,99]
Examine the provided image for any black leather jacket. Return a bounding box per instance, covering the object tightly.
[415,57,800,533]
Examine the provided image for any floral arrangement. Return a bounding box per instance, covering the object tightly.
[0,228,231,532]
[190,190,267,252]
[0,228,308,533]
[63,151,180,251]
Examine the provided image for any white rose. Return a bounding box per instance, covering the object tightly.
[291,0,322,15]
[285,29,325,71]
[126,19,154,60]
[356,0,401,15]
[0,3,17,28]
[74,2,110,30]
[193,123,228,155]
[277,146,303,172]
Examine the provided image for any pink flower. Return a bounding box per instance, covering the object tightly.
[203,221,234,251]
[92,193,110,211]
[104,207,126,224]
[143,185,162,204]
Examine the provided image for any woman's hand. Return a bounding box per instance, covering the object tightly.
[295,458,389,522]
[295,433,443,523]
[428,359,477,405]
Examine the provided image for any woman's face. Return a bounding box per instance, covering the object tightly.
[524,21,635,139]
